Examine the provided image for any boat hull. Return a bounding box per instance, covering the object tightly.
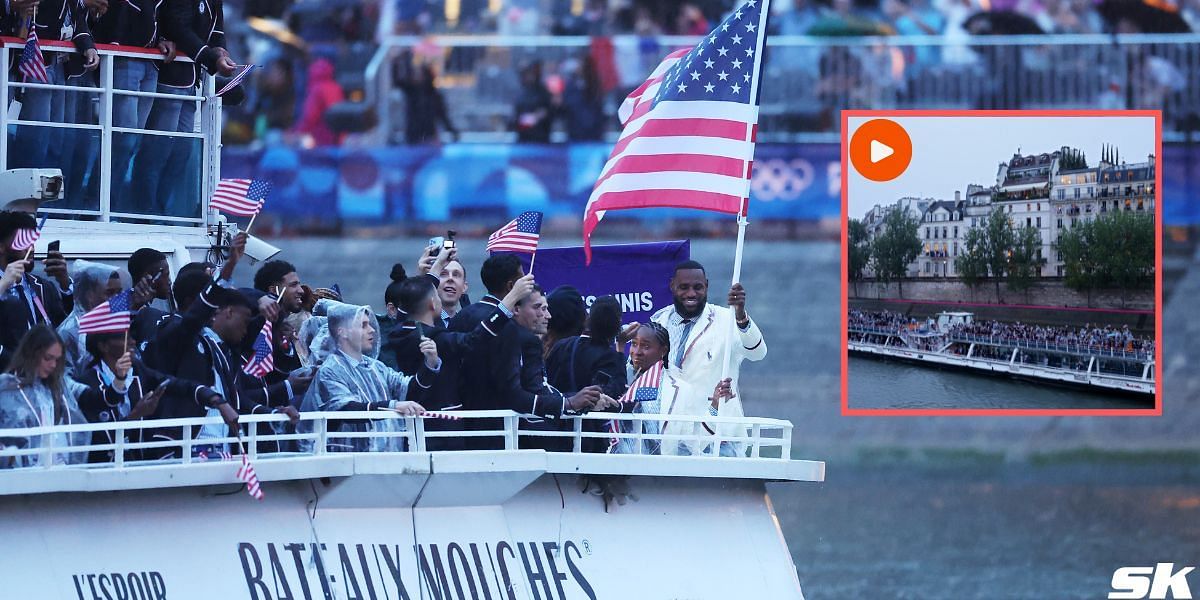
[1,456,809,600]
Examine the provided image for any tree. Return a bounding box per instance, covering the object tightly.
[848,218,871,298]
[1007,225,1044,301]
[1093,210,1154,307]
[1055,221,1101,307]
[869,206,922,298]
[980,207,1015,302]
[956,225,989,299]
[1057,211,1153,308]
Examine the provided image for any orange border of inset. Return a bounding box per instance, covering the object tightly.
[840,109,1163,417]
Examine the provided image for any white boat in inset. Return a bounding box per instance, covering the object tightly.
[849,312,1155,398]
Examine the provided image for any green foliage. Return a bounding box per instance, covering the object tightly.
[869,206,922,297]
[1007,225,1044,293]
[1056,210,1154,306]
[848,218,870,282]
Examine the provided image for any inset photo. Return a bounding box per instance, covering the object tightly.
[842,111,1161,415]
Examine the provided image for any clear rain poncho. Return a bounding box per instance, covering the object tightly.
[299,302,418,452]
[57,260,120,378]
[0,374,90,468]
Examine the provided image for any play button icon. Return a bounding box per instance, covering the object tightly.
[870,139,894,163]
[849,118,913,182]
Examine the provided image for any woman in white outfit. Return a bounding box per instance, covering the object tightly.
[608,323,734,456]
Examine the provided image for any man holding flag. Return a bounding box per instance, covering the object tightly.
[582,0,772,455]
[0,211,74,370]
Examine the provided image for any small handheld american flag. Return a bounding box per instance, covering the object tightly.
[619,361,664,404]
[486,211,542,254]
[210,179,271,217]
[19,25,49,84]
[78,289,134,335]
[216,64,258,97]
[242,320,275,378]
[609,361,664,449]
[236,453,264,500]
[10,214,46,253]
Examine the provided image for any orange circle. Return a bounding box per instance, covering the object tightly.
[849,119,913,183]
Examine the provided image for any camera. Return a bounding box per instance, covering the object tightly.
[0,168,65,212]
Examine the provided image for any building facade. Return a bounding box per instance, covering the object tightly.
[858,145,1155,280]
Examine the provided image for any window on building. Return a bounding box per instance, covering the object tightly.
[953,226,958,238]
[1057,218,1063,228]
[1057,189,1064,200]
[1036,217,1041,228]
[1074,188,1080,199]
[942,227,947,239]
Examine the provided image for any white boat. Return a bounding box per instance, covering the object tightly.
[0,412,824,599]
[0,41,824,600]
[849,313,1155,397]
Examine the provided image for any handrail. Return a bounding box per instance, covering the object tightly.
[0,410,795,468]
[1,38,216,225]
[849,326,1153,361]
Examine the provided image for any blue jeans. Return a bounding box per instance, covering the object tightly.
[130,85,200,218]
[11,62,67,170]
[109,58,158,210]
[60,70,101,209]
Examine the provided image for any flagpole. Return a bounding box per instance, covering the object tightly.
[716,0,771,444]
[528,251,537,276]
[244,210,259,236]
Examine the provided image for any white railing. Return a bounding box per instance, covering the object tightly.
[1,38,220,224]
[0,410,793,470]
[365,33,1200,143]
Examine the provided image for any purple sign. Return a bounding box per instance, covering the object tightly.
[504,240,690,326]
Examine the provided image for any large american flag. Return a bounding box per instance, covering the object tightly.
[486,211,543,254]
[78,289,133,335]
[18,26,49,84]
[582,0,769,262]
[210,179,271,216]
[242,320,275,378]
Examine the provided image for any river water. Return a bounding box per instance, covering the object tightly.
[848,356,1153,410]
[771,464,1200,600]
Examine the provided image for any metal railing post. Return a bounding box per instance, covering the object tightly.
[115,424,126,468]
[98,53,115,222]
[1,46,8,168]
[315,417,327,455]
[750,424,761,459]
[247,421,258,459]
[42,428,55,467]
[201,74,220,218]
[572,418,582,453]
[504,415,518,450]
[413,417,426,453]
[182,425,193,463]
